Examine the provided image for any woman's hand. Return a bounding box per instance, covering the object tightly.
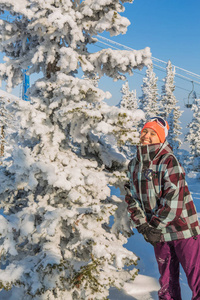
[137,223,162,246]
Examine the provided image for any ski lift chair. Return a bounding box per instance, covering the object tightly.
[185,103,193,108]
[185,81,195,108]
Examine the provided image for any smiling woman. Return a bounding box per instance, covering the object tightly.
[125,115,200,299]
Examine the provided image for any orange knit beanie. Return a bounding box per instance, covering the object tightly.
[141,119,169,143]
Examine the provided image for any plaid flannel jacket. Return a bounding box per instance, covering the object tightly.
[125,141,200,242]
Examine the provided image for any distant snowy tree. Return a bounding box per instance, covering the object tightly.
[119,81,138,110]
[185,98,200,171]
[160,60,176,118]
[167,107,182,156]
[118,81,140,159]
[139,63,159,120]
[0,1,151,299]
[160,60,182,153]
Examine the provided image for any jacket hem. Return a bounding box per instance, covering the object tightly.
[161,226,200,242]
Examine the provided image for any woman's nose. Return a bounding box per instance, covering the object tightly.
[144,132,150,137]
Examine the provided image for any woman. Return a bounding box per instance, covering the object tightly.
[125,116,200,300]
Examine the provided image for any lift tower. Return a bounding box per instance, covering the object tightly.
[22,69,30,101]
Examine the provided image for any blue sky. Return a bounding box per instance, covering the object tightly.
[122,0,200,70]
[97,0,200,103]
[96,0,200,138]
[1,0,200,136]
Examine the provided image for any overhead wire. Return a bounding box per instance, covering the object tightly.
[132,69,199,95]
[96,35,200,83]
[93,40,200,98]
[1,15,200,83]
[1,15,199,100]
[152,64,200,86]
[96,34,200,98]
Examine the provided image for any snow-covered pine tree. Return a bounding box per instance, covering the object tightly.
[118,81,139,159]
[139,63,159,120]
[167,107,182,156]
[185,98,200,172]
[0,1,151,299]
[119,81,138,110]
[160,60,182,154]
[160,60,176,118]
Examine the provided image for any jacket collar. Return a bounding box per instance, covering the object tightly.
[136,140,173,163]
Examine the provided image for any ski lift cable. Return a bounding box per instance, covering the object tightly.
[96,35,200,81]
[133,69,200,96]
[97,37,200,82]
[97,35,134,51]
[96,40,168,71]
[96,41,169,73]
[153,65,200,86]
[153,63,166,71]
[96,40,200,87]
[94,43,200,94]
[171,74,200,86]
[94,43,200,97]
[97,35,200,79]
[94,44,200,96]
[92,45,200,96]
[1,17,199,98]
[0,18,199,81]
[96,40,120,50]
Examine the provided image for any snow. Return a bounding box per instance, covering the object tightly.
[0,0,198,297]
[0,263,24,283]
[110,275,159,300]
[0,86,197,299]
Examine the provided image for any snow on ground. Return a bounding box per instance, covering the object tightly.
[109,275,159,300]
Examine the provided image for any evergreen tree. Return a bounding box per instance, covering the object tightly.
[167,107,182,156]
[160,60,176,118]
[119,81,138,110]
[139,63,159,120]
[0,1,151,299]
[118,81,140,159]
[185,98,200,171]
[160,60,182,154]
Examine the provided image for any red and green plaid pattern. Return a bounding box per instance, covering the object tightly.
[126,141,200,242]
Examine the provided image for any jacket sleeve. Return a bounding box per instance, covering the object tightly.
[149,155,185,229]
[125,160,147,227]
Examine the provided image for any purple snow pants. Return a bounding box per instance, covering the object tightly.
[154,235,200,300]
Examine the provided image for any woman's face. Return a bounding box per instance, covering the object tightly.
[140,128,160,145]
